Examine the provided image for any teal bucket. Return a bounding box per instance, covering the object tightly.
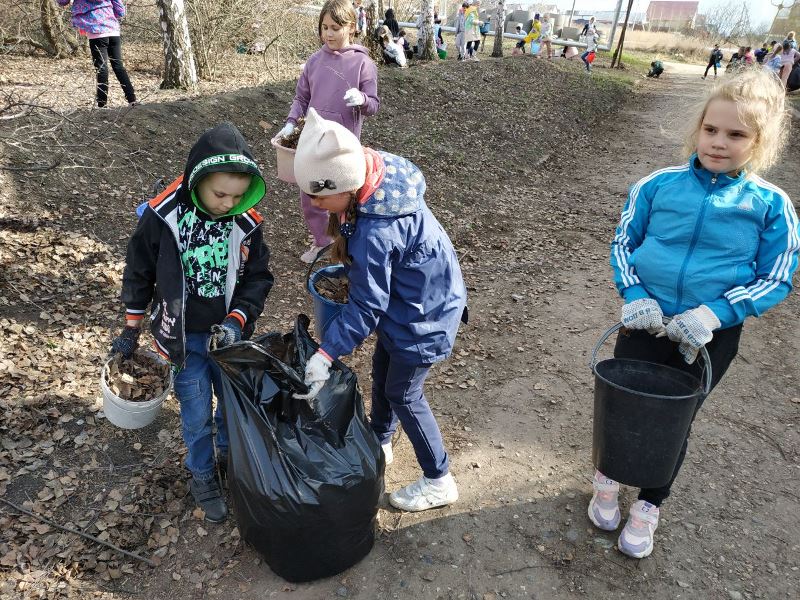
[306,246,348,341]
[530,42,541,55]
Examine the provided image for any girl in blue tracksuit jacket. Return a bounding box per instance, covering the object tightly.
[291,108,467,513]
[589,70,800,559]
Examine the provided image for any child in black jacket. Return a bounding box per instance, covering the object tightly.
[111,122,273,523]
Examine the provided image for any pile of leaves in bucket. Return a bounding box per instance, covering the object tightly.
[314,272,349,303]
[105,352,170,401]
[277,117,305,149]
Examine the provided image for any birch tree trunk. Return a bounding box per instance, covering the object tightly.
[156,0,198,89]
[418,0,435,60]
[491,0,506,58]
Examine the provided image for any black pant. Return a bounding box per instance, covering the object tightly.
[703,60,718,77]
[613,324,743,506]
[467,40,479,56]
[89,36,136,107]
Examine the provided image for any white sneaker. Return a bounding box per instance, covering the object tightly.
[389,473,458,512]
[300,244,325,264]
[618,500,660,558]
[381,442,393,465]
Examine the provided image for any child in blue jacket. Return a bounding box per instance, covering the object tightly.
[292,108,467,512]
[591,70,799,558]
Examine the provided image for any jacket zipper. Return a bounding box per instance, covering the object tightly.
[676,174,717,310]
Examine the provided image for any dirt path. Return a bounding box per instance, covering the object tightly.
[2,60,799,600]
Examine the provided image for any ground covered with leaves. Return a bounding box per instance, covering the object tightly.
[2,49,799,600]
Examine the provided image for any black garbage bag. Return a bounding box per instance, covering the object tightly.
[209,315,384,583]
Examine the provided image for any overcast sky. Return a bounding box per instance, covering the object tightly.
[550,1,783,28]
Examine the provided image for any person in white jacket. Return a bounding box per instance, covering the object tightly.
[540,14,554,59]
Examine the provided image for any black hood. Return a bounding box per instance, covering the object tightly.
[183,122,266,216]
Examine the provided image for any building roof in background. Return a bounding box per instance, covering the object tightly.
[646,1,700,21]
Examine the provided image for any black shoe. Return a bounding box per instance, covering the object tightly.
[190,477,228,523]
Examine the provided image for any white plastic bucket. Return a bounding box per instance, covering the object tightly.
[101,351,173,429]
[271,135,297,183]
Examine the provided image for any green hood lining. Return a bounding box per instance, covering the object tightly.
[190,162,266,217]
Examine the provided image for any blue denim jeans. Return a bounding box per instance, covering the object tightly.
[369,337,449,479]
[173,333,227,482]
[581,50,592,70]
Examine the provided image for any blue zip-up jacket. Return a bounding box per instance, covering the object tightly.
[611,155,800,329]
[321,152,467,364]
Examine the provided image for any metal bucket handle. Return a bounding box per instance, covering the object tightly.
[590,322,712,397]
[304,243,335,288]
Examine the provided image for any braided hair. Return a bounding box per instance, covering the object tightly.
[326,192,358,264]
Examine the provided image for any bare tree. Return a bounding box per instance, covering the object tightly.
[156,0,197,89]
[491,0,506,57]
[418,0,435,59]
[704,0,757,43]
[38,0,83,58]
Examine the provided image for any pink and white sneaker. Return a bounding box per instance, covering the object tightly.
[588,470,621,531]
[618,500,660,558]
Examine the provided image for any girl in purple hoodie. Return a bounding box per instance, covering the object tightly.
[57,0,137,108]
[277,0,380,263]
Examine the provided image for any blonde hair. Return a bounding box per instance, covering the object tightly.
[683,69,788,174]
[318,0,357,39]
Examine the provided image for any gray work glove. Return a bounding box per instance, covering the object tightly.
[665,305,720,364]
[211,317,242,348]
[621,298,665,335]
[293,351,332,401]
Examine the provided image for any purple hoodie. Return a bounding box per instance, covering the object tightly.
[287,44,379,139]
[57,0,125,37]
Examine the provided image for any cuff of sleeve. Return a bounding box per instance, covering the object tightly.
[125,308,146,323]
[226,309,247,329]
[317,348,334,363]
[620,284,650,303]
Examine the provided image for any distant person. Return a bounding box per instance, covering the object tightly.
[464,0,483,60]
[353,0,366,38]
[784,31,797,49]
[540,14,554,59]
[754,43,769,64]
[57,0,137,108]
[743,46,755,65]
[513,23,526,55]
[581,30,599,72]
[523,13,542,55]
[397,29,413,59]
[702,44,724,79]
[454,2,468,60]
[580,16,597,37]
[779,40,800,88]
[764,44,783,75]
[383,8,400,38]
[378,25,407,67]
[647,60,664,78]
[595,69,798,560]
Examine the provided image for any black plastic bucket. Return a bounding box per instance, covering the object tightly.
[590,323,712,489]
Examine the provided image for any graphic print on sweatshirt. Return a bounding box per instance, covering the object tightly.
[177,203,234,298]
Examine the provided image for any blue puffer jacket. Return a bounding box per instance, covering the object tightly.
[321,152,467,364]
[611,155,800,329]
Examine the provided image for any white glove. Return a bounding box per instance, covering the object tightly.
[665,305,720,364]
[293,351,332,400]
[278,122,295,139]
[621,298,665,335]
[343,88,365,107]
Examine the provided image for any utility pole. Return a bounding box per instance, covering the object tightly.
[611,0,635,69]
[568,0,576,27]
